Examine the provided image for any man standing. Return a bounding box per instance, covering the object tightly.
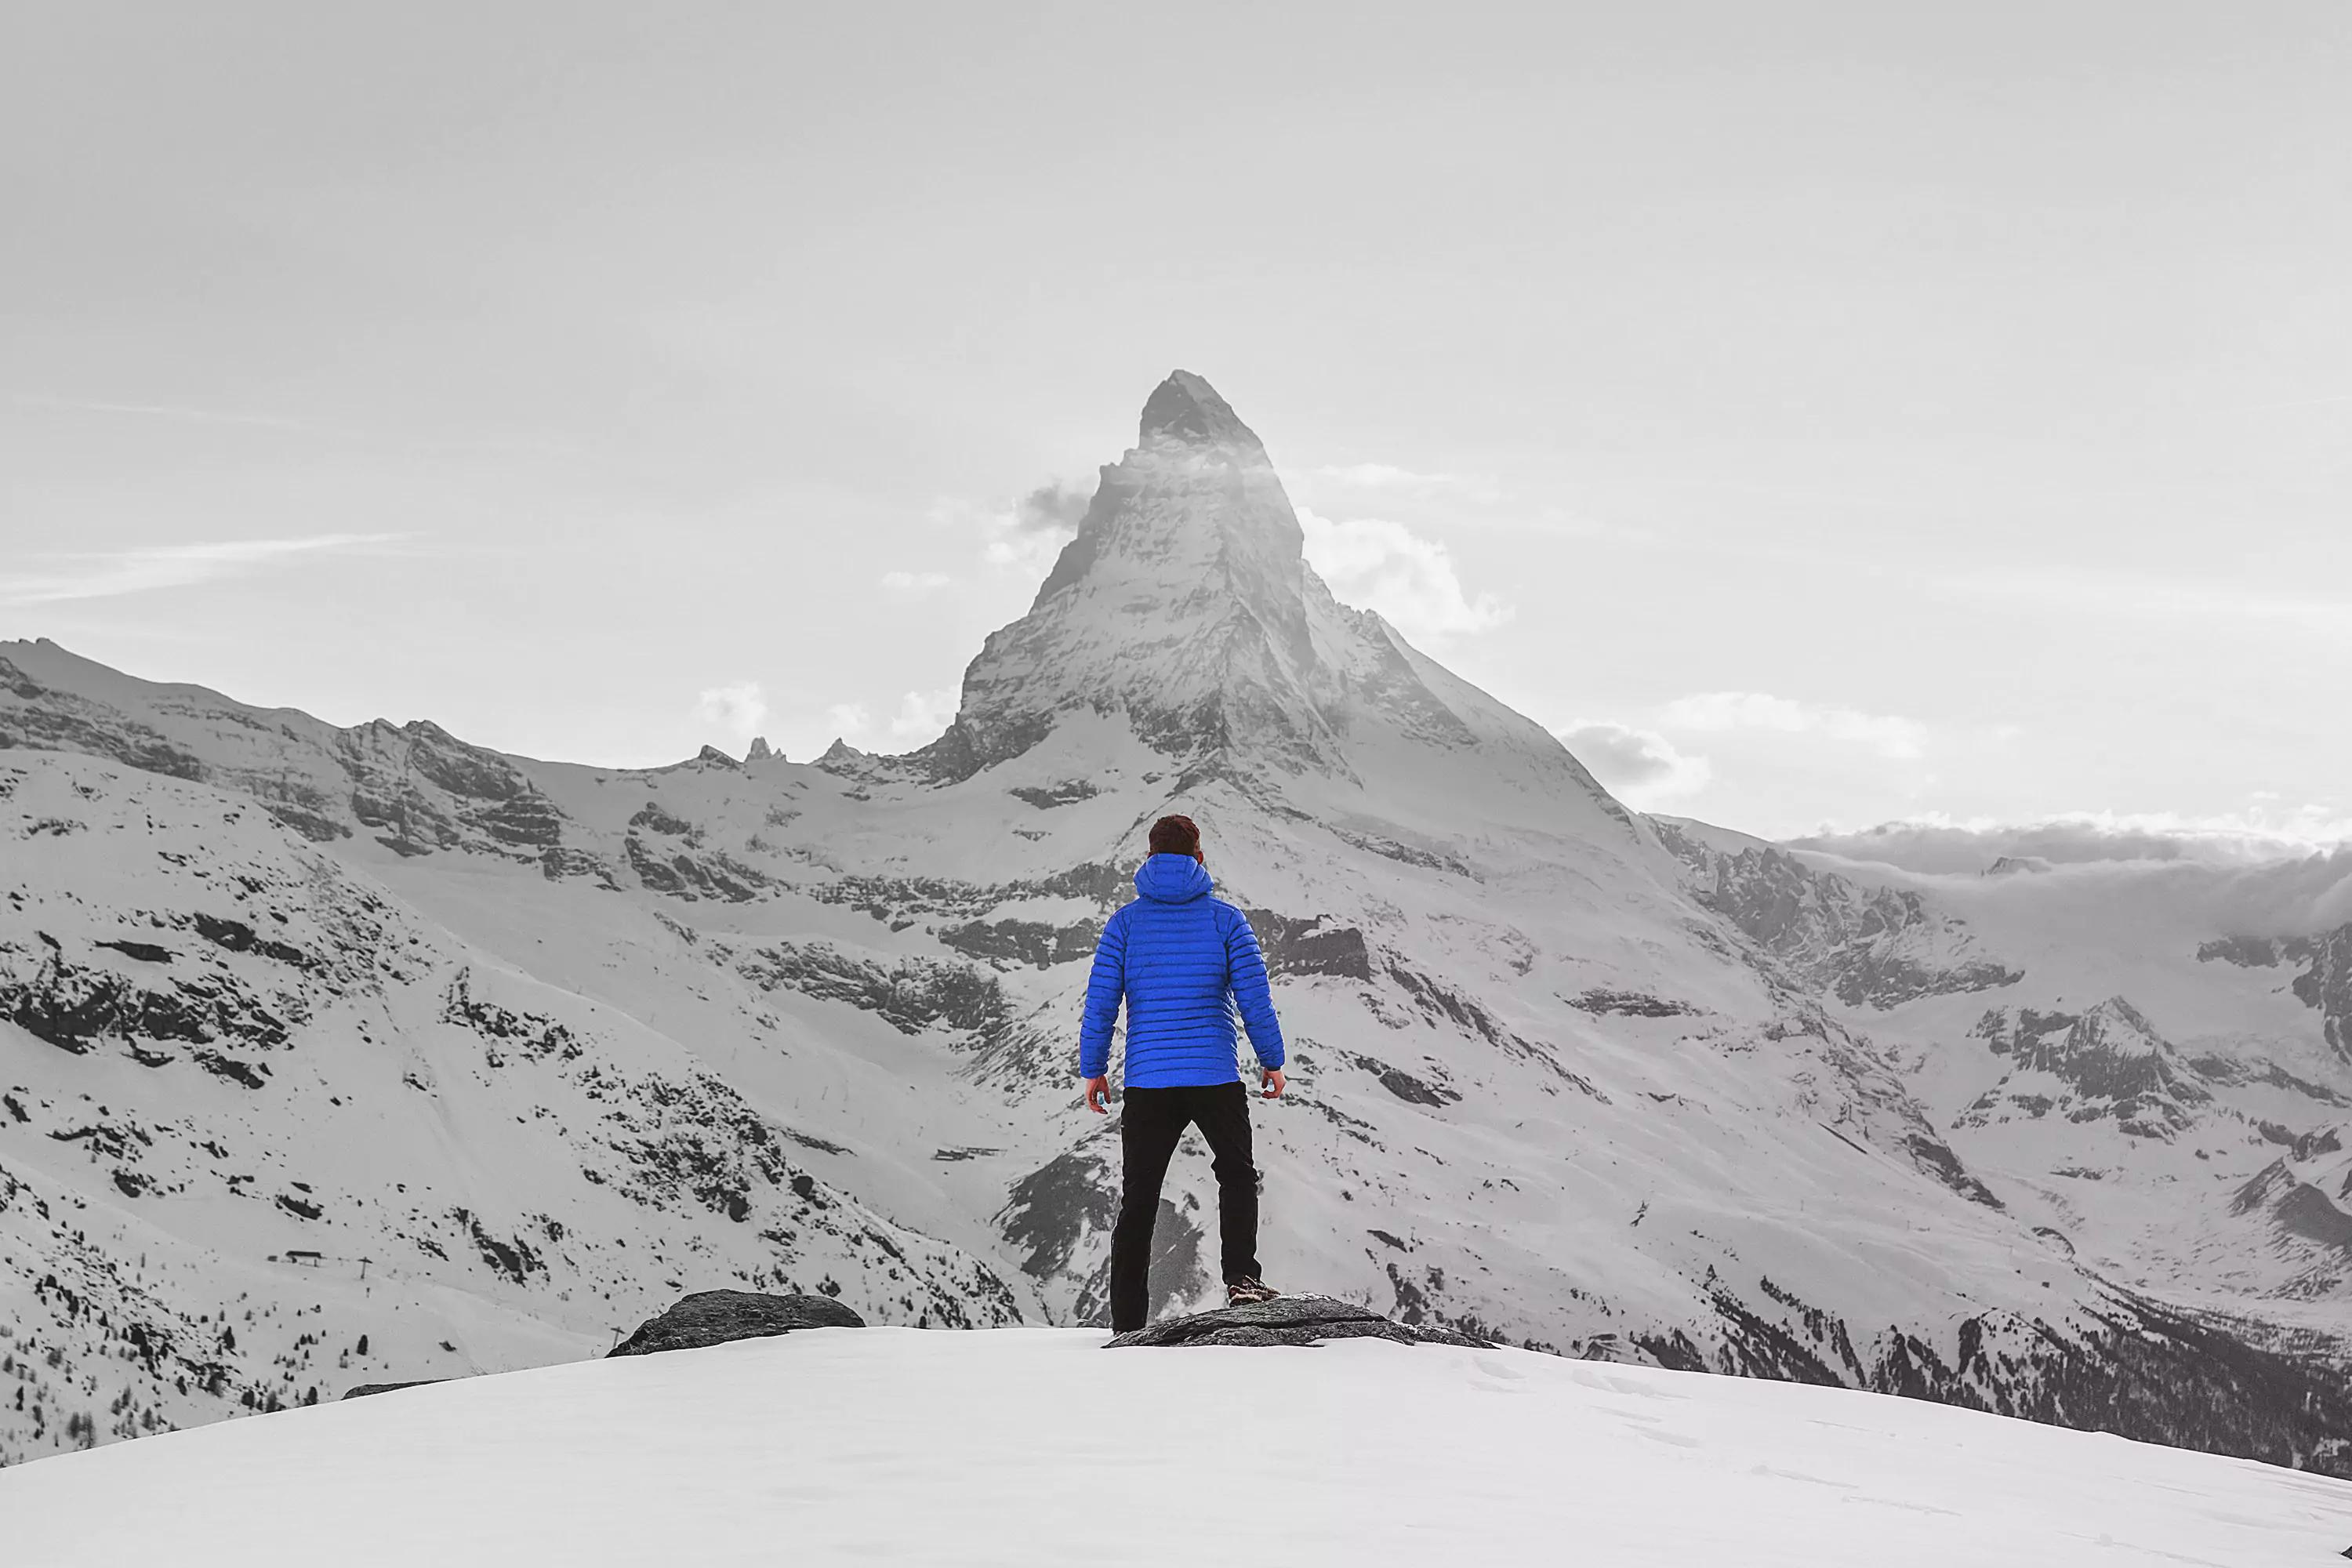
[1080,813,1286,1333]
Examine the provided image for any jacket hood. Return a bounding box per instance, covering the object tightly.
[1134,853,1214,904]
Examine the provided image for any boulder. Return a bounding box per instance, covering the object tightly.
[1105,1293,1490,1349]
[608,1290,866,1357]
[340,1380,441,1400]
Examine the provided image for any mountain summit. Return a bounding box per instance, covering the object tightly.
[931,372,1621,833]
[1135,368,1267,451]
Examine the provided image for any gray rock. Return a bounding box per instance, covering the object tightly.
[1105,1293,1489,1350]
[607,1289,866,1357]
[340,1380,441,1400]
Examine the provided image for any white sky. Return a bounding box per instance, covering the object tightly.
[3,2,2347,843]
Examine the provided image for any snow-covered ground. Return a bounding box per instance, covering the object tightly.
[7,1329,2346,1566]
[4,369,2347,1472]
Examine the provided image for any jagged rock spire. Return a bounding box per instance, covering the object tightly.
[1138,369,1266,453]
[913,370,1622,829]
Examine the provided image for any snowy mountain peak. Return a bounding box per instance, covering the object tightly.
[927,375,1626,830]
[1136,368,1265,453]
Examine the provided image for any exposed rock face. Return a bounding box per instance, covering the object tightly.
[608,1290,867,1357]
[1650,821,2022,1008]
[1105,1294,1490,1349]
[0,644,579,863]
[1959,1000,2212,1139]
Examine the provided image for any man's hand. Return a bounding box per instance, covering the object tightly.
[1083,1076,1110,1114]
[1261,1068,1286,1100]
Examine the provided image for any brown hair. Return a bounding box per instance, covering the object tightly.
[1148,814,1202,859]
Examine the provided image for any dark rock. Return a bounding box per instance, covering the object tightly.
[1246,909,1374,981]
[341,1380,441,1400]
[608,1289,866,1357]
[191,913,312,967]
[936,916,1099,969]
[1566,988,1700,1018]
[1105,1293,1490,1349]
[996,1151,1114,1279]
[1008,780,1099,809]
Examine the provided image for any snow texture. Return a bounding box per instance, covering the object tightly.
[4,1327,2346,1566]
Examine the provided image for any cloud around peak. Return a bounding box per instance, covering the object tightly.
[1789,806,2352,873]
[1298,508,1511,647]
[695,681,768,741]
[1555,720,1712,808]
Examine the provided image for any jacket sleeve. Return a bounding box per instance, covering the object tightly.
[1077,909,1127,1080]
[1222,907,1286,1069]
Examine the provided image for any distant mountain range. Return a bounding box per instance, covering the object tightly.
[3,372,2347,1472]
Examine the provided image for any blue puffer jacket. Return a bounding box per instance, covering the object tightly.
[1078,854,1286,1087]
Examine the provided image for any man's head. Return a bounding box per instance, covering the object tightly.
[1148,813,1203,862]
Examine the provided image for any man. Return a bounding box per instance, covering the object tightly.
[1080,813,1286,1333]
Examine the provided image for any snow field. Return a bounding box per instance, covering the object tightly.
[6,1327,2347,1567]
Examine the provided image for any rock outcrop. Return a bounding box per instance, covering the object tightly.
[607,1290,866,1357]
[1650,818,2023,1008]
[1105,1294,1490,1349]
[342,1380,442,1401]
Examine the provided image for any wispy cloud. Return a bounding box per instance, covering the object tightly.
[9,391,320,432]
[0,535,405,606]
[1556,720,1712,808]
[887,688,958,741]
[880,570,953,596]
[1298,508,1512,647]
[1791,804,2352,870]
[1310,463,1502,503]
[1659,691,1929,760]
[1936,568,2352,641]
[928,480,1093,583]
[695,681,768,741]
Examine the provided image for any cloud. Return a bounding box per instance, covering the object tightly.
[931,481,1093,583]
[695,681,768,741]
[9,391,318,432]
[1298,508,1512,646]
[0,535,403,606]
[812,691,958,749]
[1309,463,1501,503]
[1659,691,1929,760]
[1788,804,2352,873]
[1938,568,2352,644]
[880,570,952,595]
[1556,720,1712,807]
[1015,481,1092,532]
[887,688,959,742]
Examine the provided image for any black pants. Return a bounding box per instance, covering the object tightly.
[1109,1080,1261,1334]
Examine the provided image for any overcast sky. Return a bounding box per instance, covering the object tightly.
[3,2,2347,845]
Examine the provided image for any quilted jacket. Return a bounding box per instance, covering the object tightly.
[1077,854,1286,1087]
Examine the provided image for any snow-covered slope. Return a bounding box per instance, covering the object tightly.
[4,372,2348,1475]
[6,1329,2348,1568]
[1738,839,2352,1324]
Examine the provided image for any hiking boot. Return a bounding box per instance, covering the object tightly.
[1225,1276,1279,1306]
